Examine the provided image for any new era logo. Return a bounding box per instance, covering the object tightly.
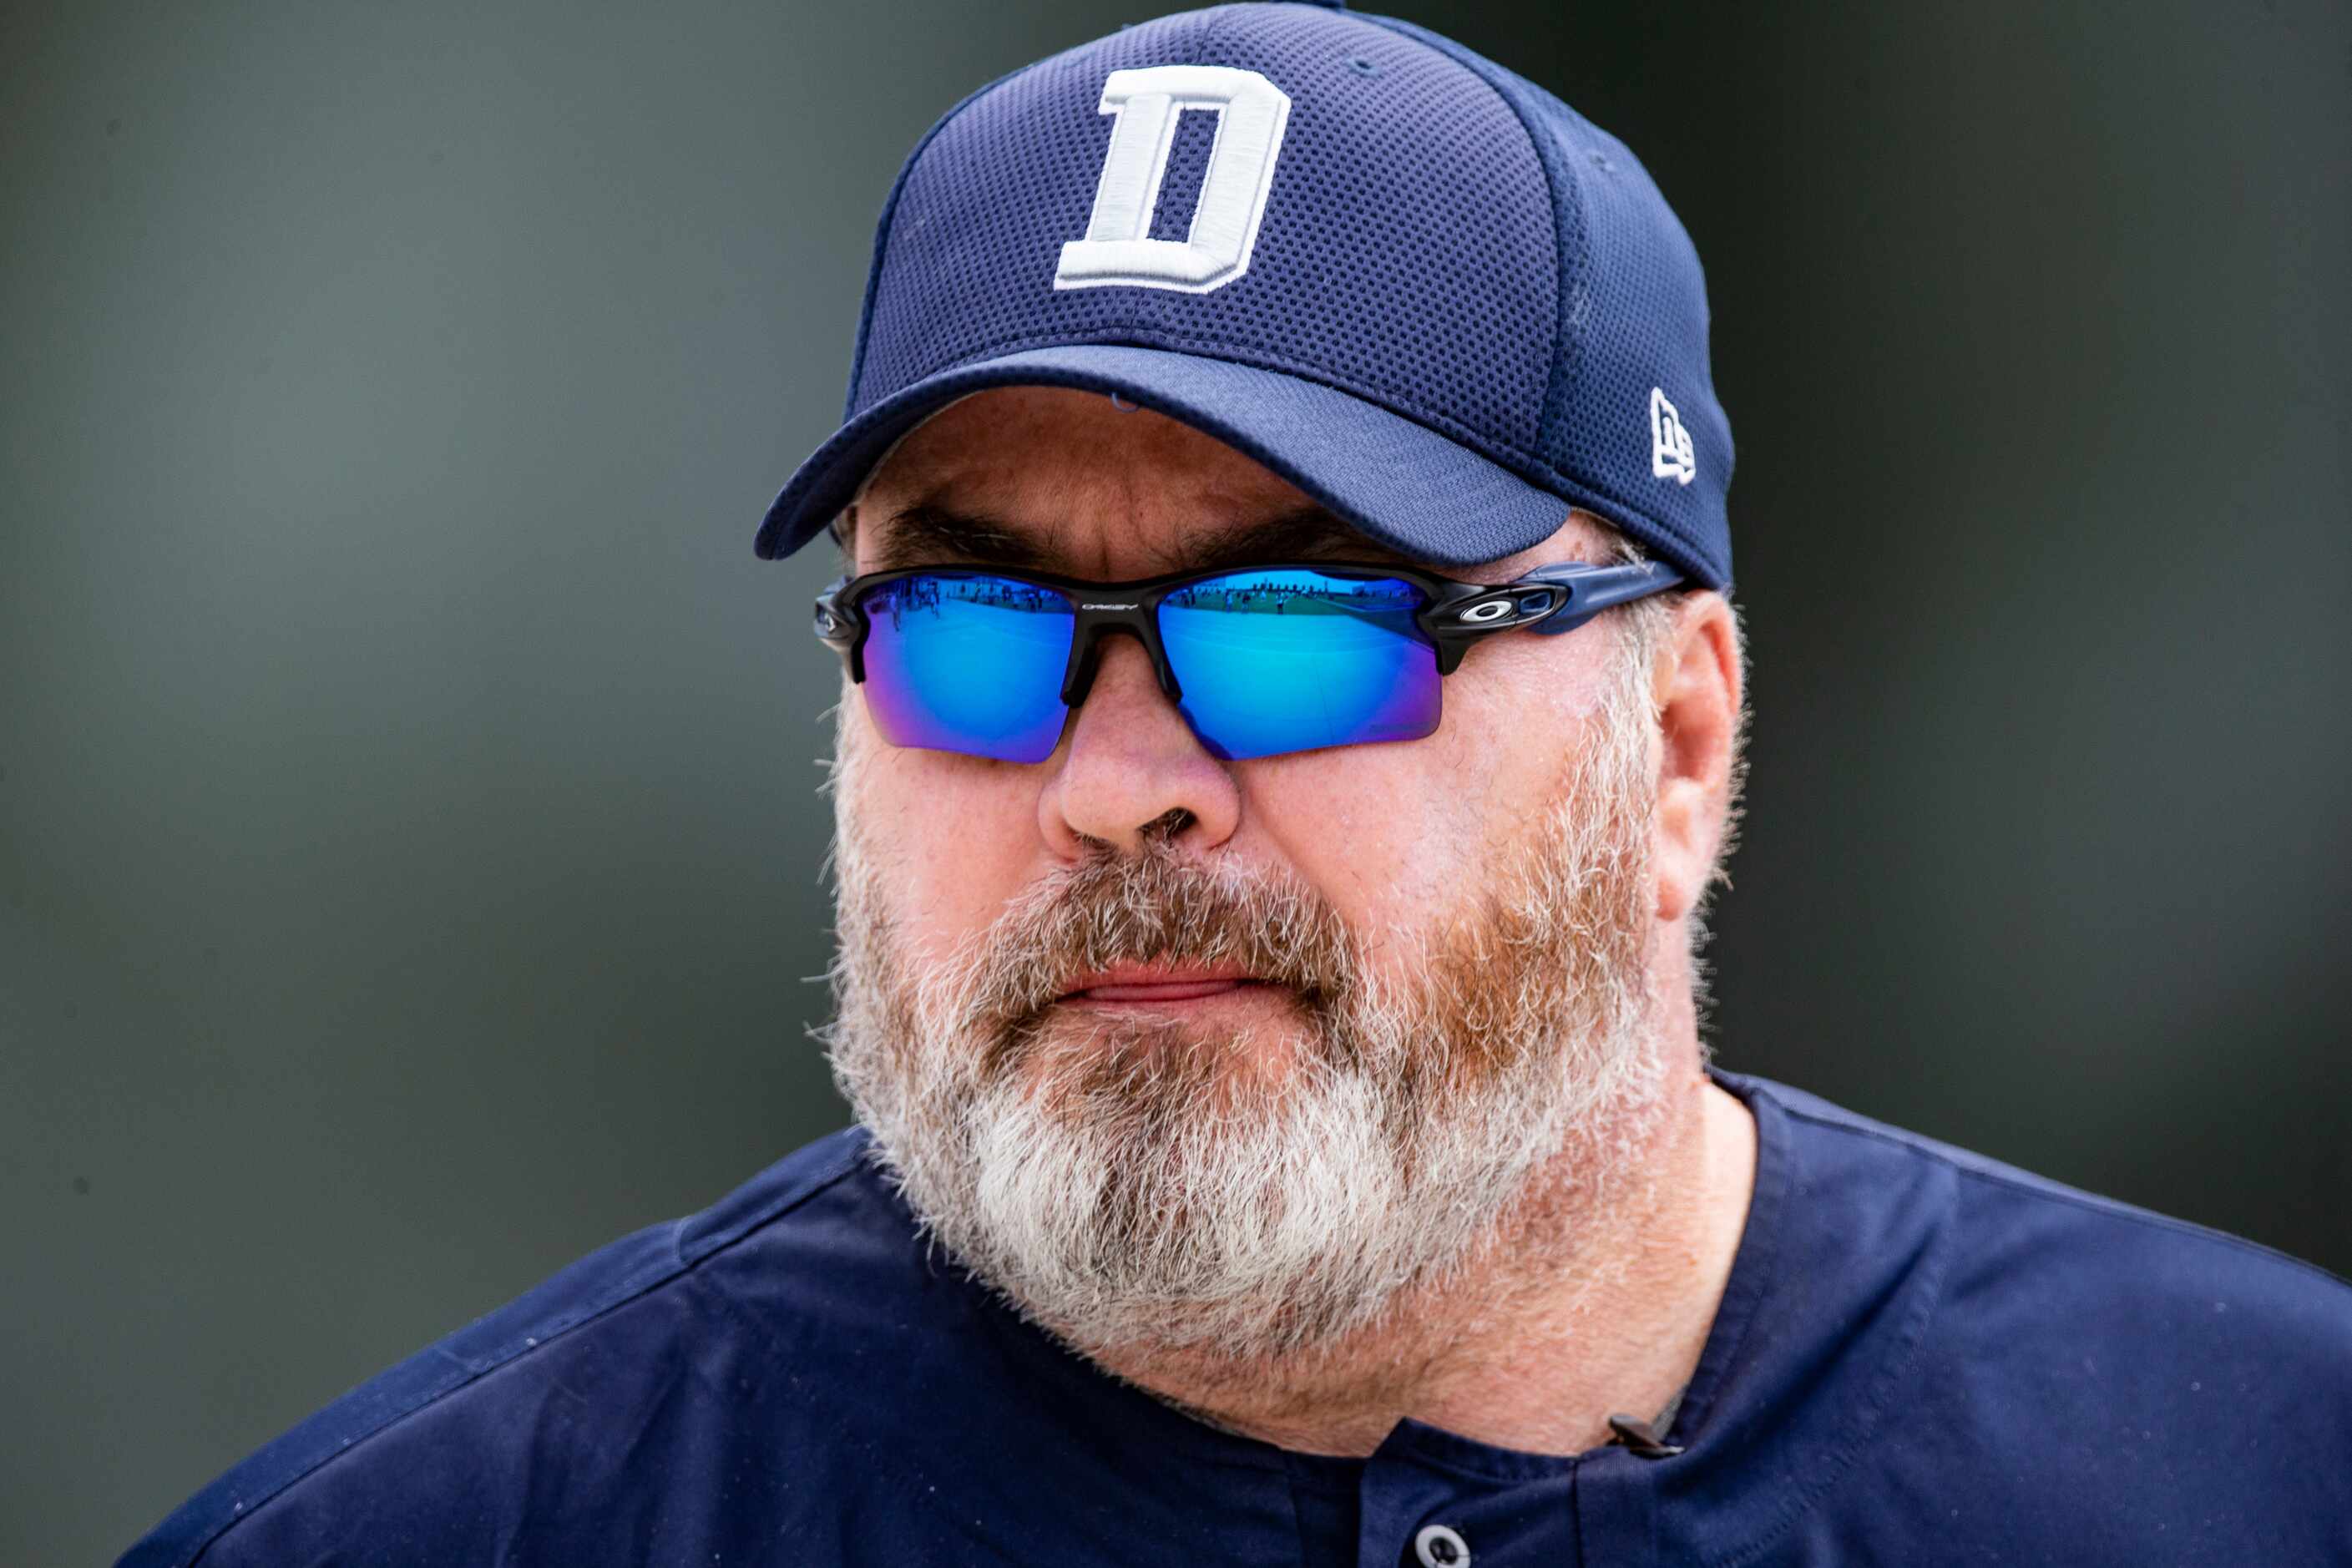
[1650,387,1696,486]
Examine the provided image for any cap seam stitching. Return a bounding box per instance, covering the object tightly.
[846,70,1024,418]
[845,22,1126,416]
[1356,13,1572,441]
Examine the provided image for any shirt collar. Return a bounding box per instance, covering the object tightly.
[883,1068,1959,1559]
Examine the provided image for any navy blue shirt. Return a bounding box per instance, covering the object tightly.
[122,1073,2352,1565]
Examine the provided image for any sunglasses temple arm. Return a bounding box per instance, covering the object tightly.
[813,576,863,675]
[1520,561,1685,635]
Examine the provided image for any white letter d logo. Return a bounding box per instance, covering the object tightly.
[1054,65,1291,294]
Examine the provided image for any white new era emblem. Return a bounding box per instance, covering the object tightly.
[1650,387,1696,485]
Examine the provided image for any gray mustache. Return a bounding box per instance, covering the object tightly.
[965,850,1363,1042]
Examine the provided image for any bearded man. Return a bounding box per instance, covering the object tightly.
[124,4,2349,1565]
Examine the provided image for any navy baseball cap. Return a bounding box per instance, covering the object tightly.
[754,0,1734,589]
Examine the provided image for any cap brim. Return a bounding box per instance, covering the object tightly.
[754,345,1587,570]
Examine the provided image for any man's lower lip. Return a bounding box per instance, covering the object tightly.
[1065,979,1258,1004]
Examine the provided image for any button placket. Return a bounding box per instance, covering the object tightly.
[1413,1521,1471,1566]
[1358,1416,1581,1568]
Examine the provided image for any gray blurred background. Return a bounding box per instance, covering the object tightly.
[4,0,2346,1560]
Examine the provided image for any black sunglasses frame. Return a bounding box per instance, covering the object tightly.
[812,558,1683,712]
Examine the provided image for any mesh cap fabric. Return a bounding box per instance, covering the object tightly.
[753,0,1734,589]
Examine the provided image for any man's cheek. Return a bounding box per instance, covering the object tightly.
[894,874,1016,985]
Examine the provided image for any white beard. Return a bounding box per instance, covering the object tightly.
[818,635,1669,1365]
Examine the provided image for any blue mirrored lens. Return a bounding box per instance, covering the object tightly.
[859,574,1075,762]
[1159,570,1438,760]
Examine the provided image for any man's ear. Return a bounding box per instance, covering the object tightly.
[1651,591,1743,925]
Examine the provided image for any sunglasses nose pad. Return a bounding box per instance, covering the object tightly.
[1061,625,1181,708]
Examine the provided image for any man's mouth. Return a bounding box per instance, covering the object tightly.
[1059,962,1267,1004]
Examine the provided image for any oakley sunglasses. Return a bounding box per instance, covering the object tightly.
[812,559,1682,764]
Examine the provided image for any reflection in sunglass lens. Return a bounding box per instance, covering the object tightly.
[1159,570,1438,760]
[859,574,1076,762]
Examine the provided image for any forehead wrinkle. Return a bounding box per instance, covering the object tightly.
[1178,506,1423,572]
[866,498,1425,580]
[862,501,1054,574]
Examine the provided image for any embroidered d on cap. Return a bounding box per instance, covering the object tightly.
[753,0,1735,589]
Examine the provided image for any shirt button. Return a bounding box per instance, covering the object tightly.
[1414,1523,1471,1567]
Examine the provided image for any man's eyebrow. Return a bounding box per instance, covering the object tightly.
[862,501,1421,577]
[862,503,1049,574]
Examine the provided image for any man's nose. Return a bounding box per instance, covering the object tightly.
[1038,631,1241,857]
